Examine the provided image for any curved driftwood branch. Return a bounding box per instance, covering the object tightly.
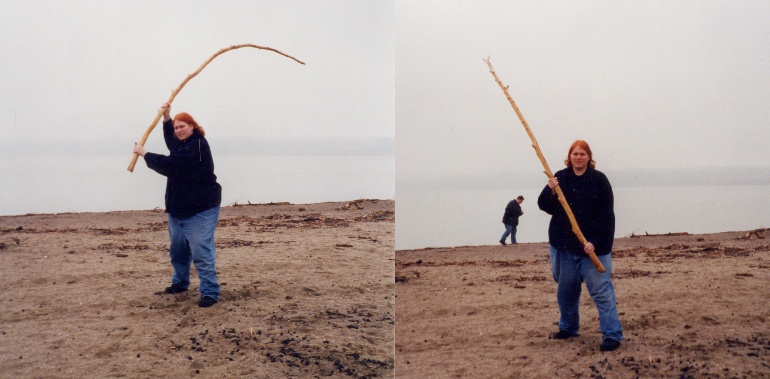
[128,43,305,172]
[484,57,606,273]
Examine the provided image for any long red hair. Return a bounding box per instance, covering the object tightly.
[173,112,205,136]
[564,140,596,169]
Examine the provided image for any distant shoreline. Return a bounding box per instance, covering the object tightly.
[399,166,770,191]
[396,227,769,252]
[0,198,394,219]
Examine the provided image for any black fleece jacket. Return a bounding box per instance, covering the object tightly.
[502,200,522,226]
[143,119,222,219]
[537,167,615,255]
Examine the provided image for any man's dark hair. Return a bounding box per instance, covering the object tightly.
[517,195,524,201]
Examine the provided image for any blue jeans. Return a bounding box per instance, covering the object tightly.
[549,245,623,341]
[168,206,221,299]
[500,224,517,244]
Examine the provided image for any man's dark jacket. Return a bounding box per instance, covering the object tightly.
[502,200,523,226]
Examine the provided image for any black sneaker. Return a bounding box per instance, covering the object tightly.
[198,296,218,308]
[599,338,621,351]
[552,330,579,339]
[499,240,507,246]
[164,284,188,294]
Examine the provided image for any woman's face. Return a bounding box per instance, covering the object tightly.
[570,146,590,171]
[174,120,194,141]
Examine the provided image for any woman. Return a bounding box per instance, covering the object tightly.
[133,103,222,308]
[537,140,622,351]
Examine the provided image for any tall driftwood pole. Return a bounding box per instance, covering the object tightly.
[484,57,606,273]
[127,43,305,172]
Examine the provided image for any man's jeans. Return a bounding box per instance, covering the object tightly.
[500,224,517,244]
[549,245,623,341]
[168,206,221,299]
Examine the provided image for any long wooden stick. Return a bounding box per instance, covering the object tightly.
[484,57,605,273]
[128,43,305,172]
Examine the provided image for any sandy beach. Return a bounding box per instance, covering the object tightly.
[0,199,394,378]
[2,199,769,378]
[396,229,770,378]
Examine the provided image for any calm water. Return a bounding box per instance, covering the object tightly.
[0,155,394,216]
[396,185,770,250]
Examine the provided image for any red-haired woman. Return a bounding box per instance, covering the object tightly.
[133,103,221,308]
[537,140,622,351]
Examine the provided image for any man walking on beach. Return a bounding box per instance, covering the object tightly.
[500,195,524,245]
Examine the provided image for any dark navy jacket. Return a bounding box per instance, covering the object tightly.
[537,167,615,255]
[143,119,222,219]
[502,200,523,226]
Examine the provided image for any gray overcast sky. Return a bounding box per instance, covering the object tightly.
[0,1,394,156]
[0,1,394,215]
[396,0,770,185]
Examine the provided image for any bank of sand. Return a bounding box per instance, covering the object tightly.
[396,229,770,378]
[0,199,394,378]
